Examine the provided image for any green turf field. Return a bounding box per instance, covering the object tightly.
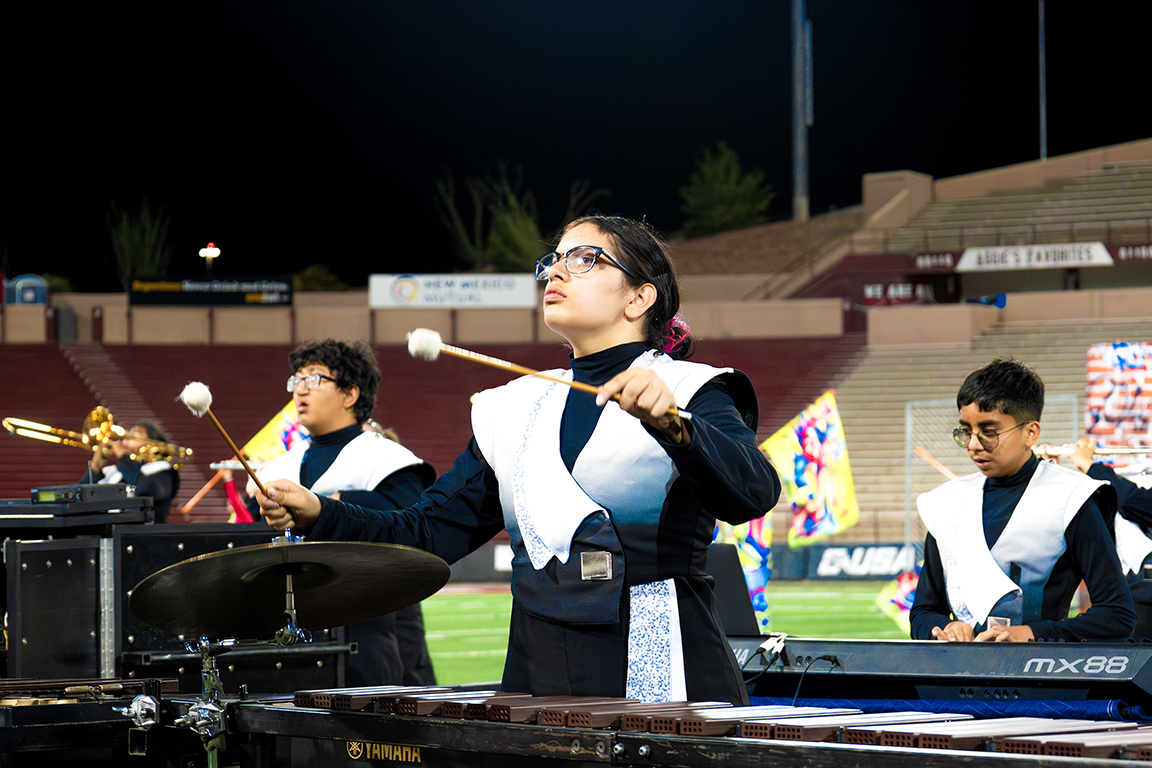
[422,580,905,685]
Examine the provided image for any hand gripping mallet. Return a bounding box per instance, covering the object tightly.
[405,328,691,420]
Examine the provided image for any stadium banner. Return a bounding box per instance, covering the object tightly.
[806,543,918,579]
[954,242,1113,272]
[1086,342,1152,455]
[847,244,1152,277]
[1116,244,1152,262]
[759,390,860,548]
[130,277,292,305]
[368,273,536,308]
[758,543,921,581]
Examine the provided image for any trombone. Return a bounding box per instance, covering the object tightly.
[1036,443,1152,457]
[3,407,193,469]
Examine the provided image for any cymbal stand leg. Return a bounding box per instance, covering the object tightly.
[174,638,230,764]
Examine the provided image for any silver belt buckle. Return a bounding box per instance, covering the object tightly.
[580,551,612,581]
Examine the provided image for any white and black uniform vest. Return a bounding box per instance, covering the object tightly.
[97,459,174,485]
[471,350,730,702]
[256,431,426,496]
[1116,473,1152,576]
[918,460,1107,627]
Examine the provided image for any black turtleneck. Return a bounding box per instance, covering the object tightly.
[560,342,646,471]
[982,454,1040,549]
[300,423,363,489]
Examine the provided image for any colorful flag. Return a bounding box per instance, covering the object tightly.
[713,519,772,633]
[875,564,920,634]
[241,400,310,464]
[760,390,859,548]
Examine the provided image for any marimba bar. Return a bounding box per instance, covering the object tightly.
[665,705,859,736]
[744,710,973,741]
[847,717,1137,750]
[395,689,500,716]
[550,700,728,729]
[1000,726,1152,757]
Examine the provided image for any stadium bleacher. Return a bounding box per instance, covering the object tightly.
[830,319,1152,546]
[0,345,103,501]
[3,337,867,526]
[884,163,1152,252]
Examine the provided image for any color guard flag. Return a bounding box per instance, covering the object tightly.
[240,400,310,464]
[760,390,859,548]
[713,519,773,633]
[875,564,920,634]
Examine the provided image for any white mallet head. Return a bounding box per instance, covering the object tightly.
[407,328,443,361]
[179,381,213,417]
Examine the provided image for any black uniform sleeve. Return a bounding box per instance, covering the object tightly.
[909,534,953,639]
[1088,463,1152,530]
[644,380,781,525]
[307,437,506,565]
[1027,497,1136,641]
[341,465,431,510]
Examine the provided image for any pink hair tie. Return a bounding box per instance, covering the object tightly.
[662,315,691,354]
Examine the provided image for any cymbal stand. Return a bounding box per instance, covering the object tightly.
[275,565,313,647]
[172,637,236,768]
[269,530,312,646]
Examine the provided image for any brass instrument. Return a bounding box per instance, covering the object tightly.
[1036,443,1152,457]
[2,407,193,469]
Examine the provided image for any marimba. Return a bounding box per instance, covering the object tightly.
[135,685,1152,767]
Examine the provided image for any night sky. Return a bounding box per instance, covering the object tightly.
[2,2,1150,291]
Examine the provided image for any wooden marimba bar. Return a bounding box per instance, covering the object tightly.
[215,685,1152,766]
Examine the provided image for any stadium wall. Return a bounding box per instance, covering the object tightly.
[7,286,1152,346]
[867,285,1152,345]
[5,291,847,345]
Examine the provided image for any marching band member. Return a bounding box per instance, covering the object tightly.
[1050,437,1152,639]
[83,419,180,523]
[911,358,1135,642]
[255,339,438,686]
[255,215,781,704]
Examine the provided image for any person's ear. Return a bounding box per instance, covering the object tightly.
[1023,420,1041,448]
[342,385,360,412]
[624,283,657,321]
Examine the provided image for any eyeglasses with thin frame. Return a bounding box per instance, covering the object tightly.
[287,373,338,392]
[952,420,1033,451]
[535,245,640,281]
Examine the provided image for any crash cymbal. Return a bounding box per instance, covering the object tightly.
[129,541,451,639]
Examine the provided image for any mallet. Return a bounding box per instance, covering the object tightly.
[406,328,691,420]
[178,382,269,496]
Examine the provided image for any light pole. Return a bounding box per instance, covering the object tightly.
[199,242,221,277]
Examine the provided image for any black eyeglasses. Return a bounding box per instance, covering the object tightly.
[535,245,639,281]
[287,373,338,392]
[952,421,1033,451]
